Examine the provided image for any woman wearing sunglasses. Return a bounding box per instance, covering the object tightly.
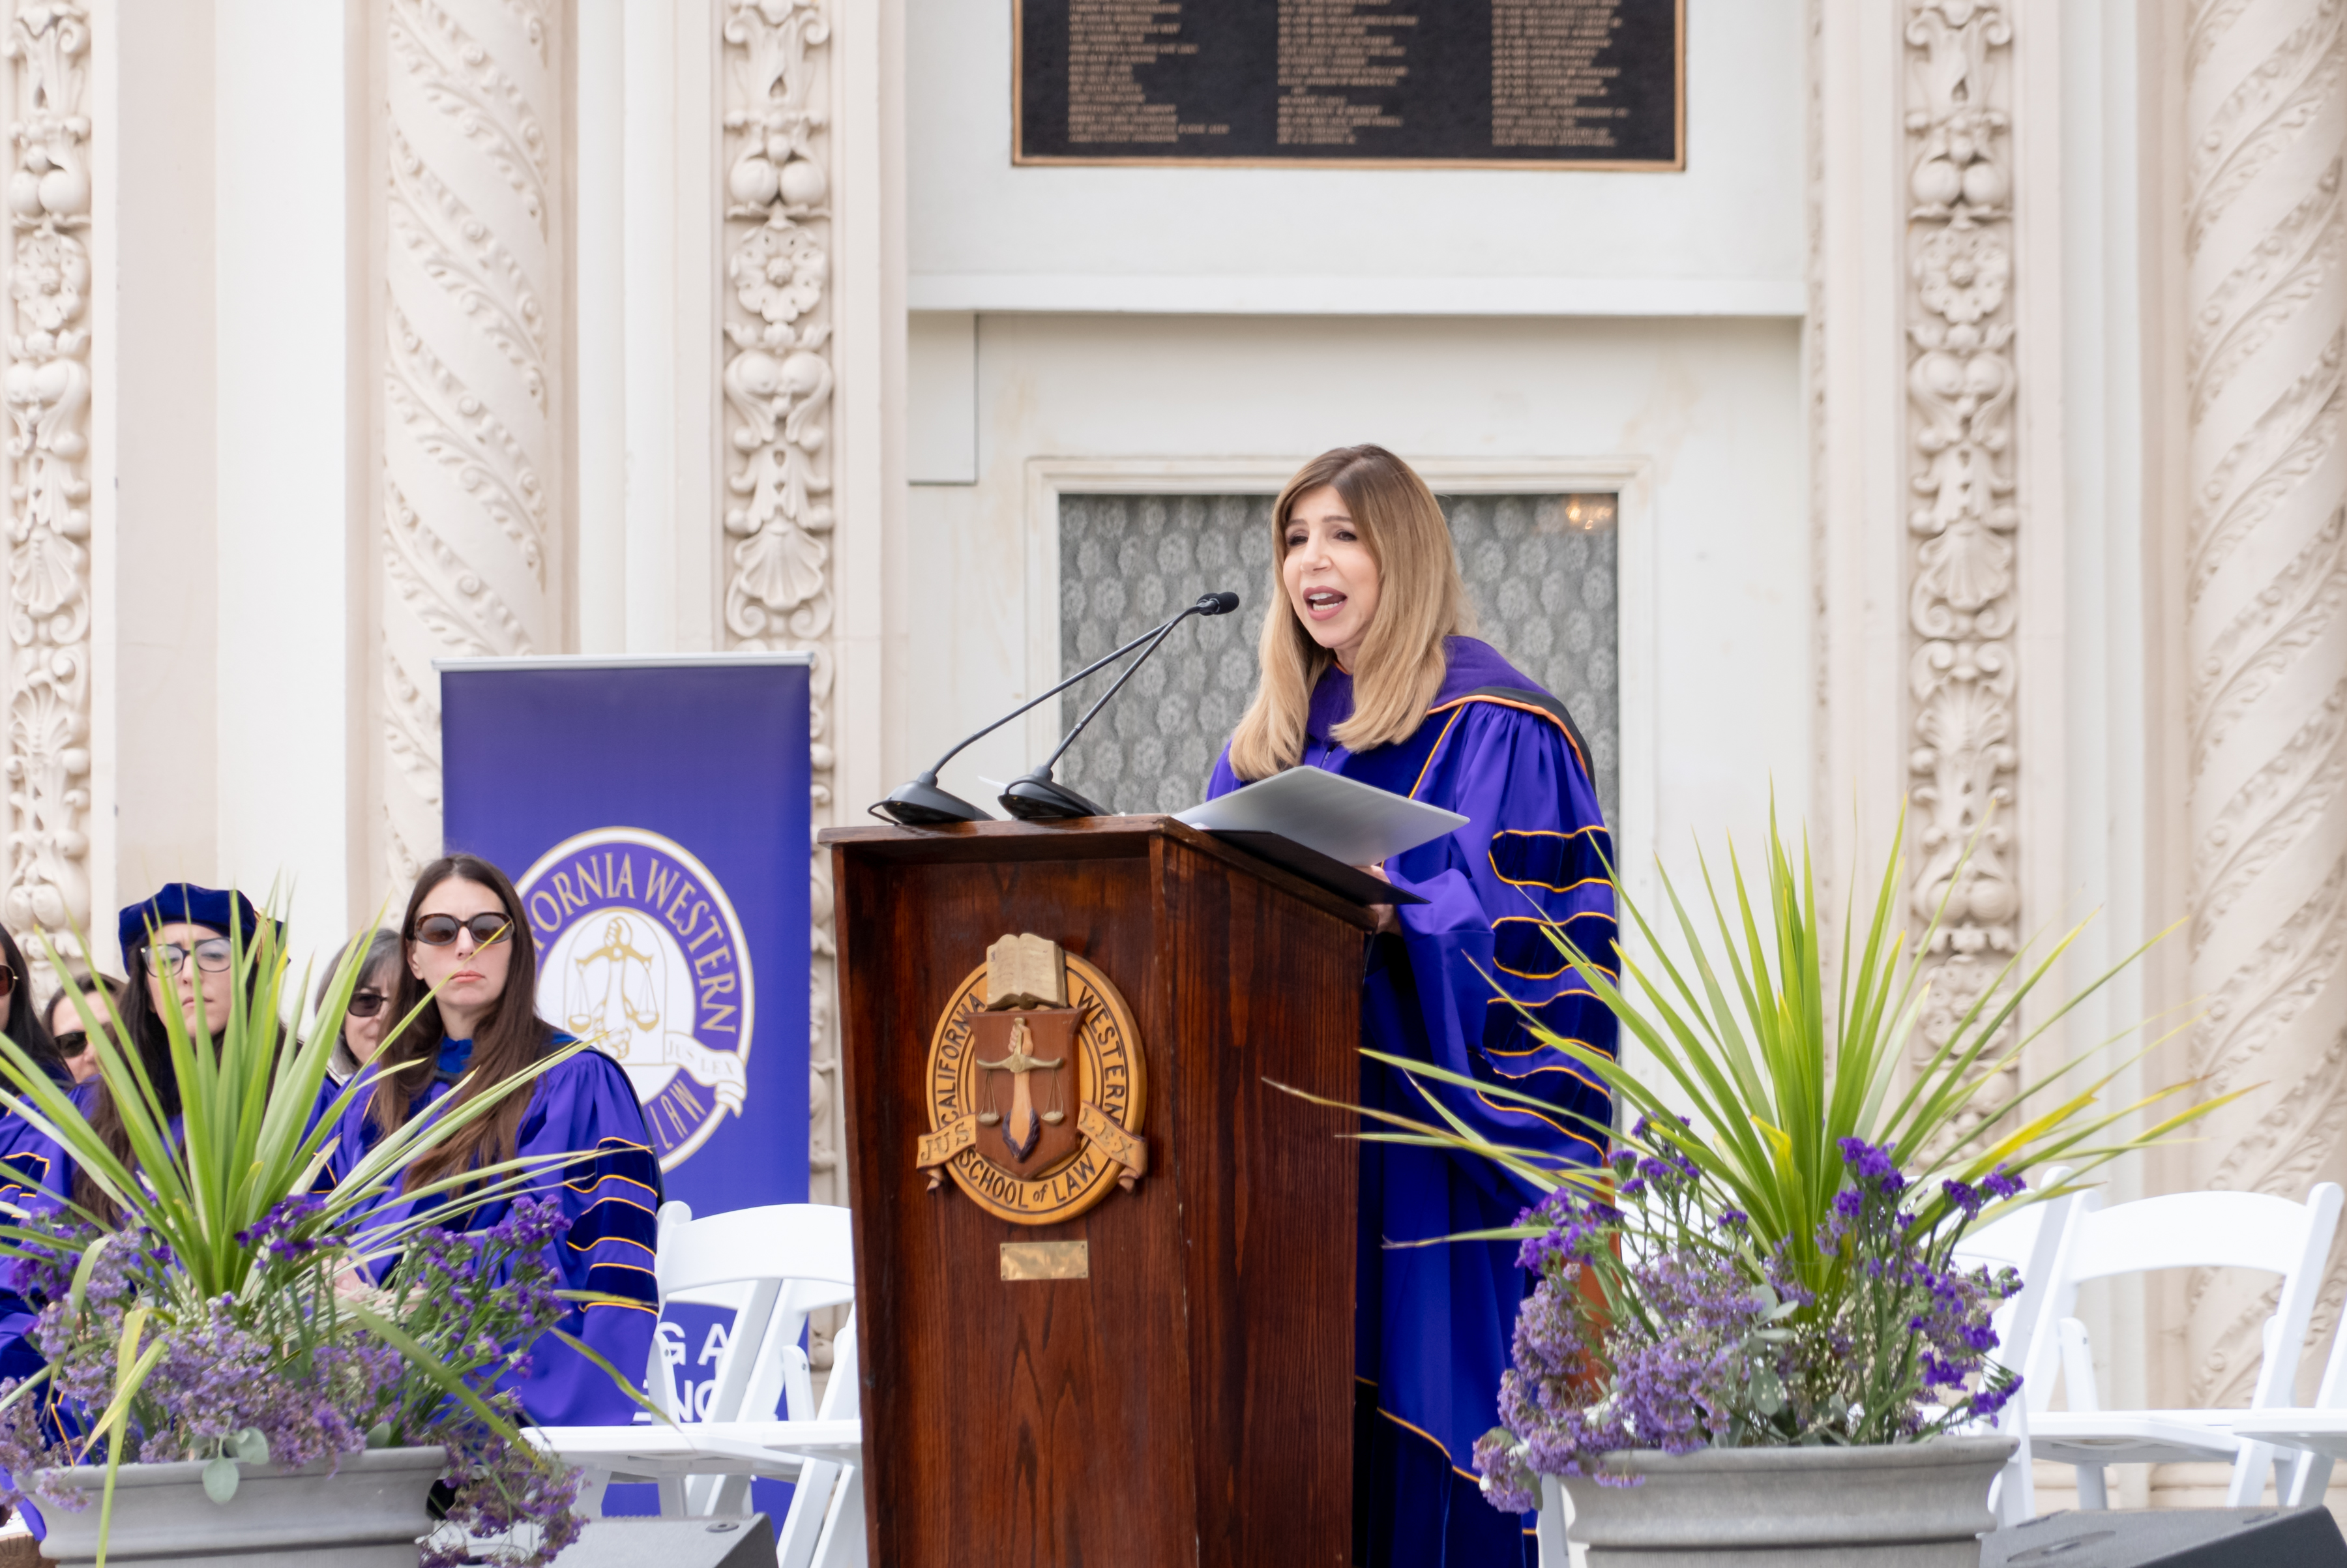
[0,925,69,1183]
[317,928,401,1084]
[42,964,121,1086]
[0,926,62,1091]
[323,853,660,1428]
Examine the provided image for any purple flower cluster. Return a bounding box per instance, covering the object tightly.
[1512,1185,1617,1277]
[389,1199,587,1568]
[1476,1132,2034,1509]
[1836,1136,1904,1188]
[0,1197,590,1567]
[1477,1239,1785,1511]
[151,1297,402,1471]
[422,1423,585,1568]
[234,1194,327,1264]
[0,1219,401,1512]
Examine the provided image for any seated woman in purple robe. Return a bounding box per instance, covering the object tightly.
[1205,445,1618,1567]
[321,853,660,1428]
[0,885,301,1220]
[0,921,70,1154]
[0,919,70,1399]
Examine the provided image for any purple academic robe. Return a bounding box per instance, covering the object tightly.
[1207,635,1617,1567]
[323,1041,661,1428]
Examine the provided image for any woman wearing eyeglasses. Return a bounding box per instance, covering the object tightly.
[29,885,286,1224]
[317,928,401,1084]
[322,853,660,1428]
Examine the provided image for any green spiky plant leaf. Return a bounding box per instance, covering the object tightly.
[1281,801,2238,1299]
[0,899,639,1563]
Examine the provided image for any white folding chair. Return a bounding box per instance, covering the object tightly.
[2226,1291,2347,1505]
[1948,1170,2082,1526]
[529,1201,866,1568]
[2028,1183,2344,1508]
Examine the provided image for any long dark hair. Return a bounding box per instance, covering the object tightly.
[78,923,272,1223]
[368,854,554,1193]
[0,926,59,1074]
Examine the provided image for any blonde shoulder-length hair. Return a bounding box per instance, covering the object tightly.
[1226,445,1468,780]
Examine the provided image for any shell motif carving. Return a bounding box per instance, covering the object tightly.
[1902,0,2018,1140]
[0,0,91,947]
[720,0,842,1208]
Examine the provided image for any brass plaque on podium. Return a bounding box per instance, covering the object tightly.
[1001,1240,1091,1280]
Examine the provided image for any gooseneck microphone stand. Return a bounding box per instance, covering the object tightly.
[998,591,1239,821]
[869,590,1239,825]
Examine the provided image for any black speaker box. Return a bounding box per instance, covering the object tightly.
[540,1512,776,1568]
[1983,1507,2347,1567]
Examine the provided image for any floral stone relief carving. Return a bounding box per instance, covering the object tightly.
[720,0,842,1208]
[1903,0,2020,1146]
[2,0,90,948]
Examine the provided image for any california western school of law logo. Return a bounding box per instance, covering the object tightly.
[917,933,1147,1226]
[518,828,753,1172]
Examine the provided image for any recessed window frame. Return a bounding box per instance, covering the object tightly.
[1022,455,1658,916]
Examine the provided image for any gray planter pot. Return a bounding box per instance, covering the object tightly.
[33,1445,446,1567]
[1558,1435,2016,1567]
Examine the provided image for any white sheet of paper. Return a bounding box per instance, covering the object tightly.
[1174,766,1468,867]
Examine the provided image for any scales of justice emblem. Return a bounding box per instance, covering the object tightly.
[917,932,1148,1226]
[518,827,755,1171]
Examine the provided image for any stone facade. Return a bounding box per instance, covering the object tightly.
[13,3,2347,1503]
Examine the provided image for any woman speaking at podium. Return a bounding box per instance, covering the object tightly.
[1205,446,1616,1566]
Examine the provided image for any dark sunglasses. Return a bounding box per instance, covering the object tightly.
[52,1029,84,1055]
[0,964,15,999]
[411,913,512,949]
[346,989,389,1019]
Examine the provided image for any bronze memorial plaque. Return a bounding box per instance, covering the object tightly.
[1015,0,1684,170]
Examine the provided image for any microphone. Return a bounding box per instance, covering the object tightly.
[999,590,1241,821]
[870,589,1241,826]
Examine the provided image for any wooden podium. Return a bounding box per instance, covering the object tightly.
[823,816,1372,1567]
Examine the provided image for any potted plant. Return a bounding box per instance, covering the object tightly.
[0,911,632,1567]
[1350,810,2230,1565]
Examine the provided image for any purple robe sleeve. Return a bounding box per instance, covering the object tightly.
[507,1052,662,1426]
[320,1052,659,1427]
[1378,700,1617,1170]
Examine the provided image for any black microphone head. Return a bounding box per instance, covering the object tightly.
[1198,590,1240,615]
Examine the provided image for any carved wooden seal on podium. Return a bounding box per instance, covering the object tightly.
[915,931,1148,1222]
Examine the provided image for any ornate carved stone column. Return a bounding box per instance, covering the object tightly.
[1,1,91,949]
[718,0,842,1204]
[1902,1,2024,1123]
[377,0,565,885]
[2181,0,2347,1406]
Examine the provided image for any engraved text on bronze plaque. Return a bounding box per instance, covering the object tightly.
[1015,0,1683,169]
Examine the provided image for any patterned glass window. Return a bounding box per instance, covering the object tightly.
[1056,492,1620,824]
